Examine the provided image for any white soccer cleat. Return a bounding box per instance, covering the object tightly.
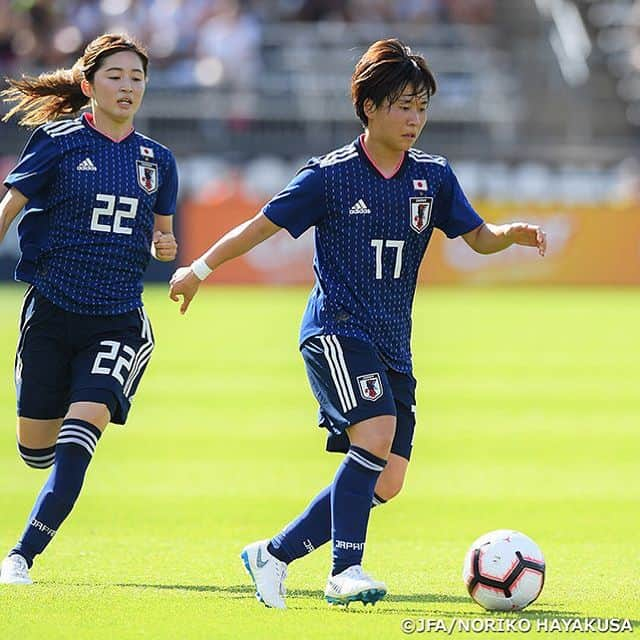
[240,540,287,609]
[324,564,387,606]
[0,554,32,585]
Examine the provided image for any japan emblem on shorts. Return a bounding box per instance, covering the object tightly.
[136,160,158,194]
[409,196,433,233]
[357,373,384,402]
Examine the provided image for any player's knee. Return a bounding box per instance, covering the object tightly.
[65,401,112,430]
[348,416,396,459]
[375,474,405,502]
[17,442,56,469]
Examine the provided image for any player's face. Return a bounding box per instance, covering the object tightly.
[88,51,146,125]
[367,87,428,152]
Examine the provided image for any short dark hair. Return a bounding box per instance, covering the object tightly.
[351,38,437,127]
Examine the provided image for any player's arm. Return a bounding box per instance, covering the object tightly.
[0,188,28,245]
[437,163,546,257]
[169,212,282,314]
[462,222,547,256]
[151,213,177,262]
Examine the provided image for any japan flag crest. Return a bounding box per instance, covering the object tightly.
[409,196,433,233]
[136,160,158,194]
[357,373,384,401]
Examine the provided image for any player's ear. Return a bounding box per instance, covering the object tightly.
[80,79,93,99]
[363,99,377,119]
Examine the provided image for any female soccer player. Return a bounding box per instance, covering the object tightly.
[169,38,547,608]
[0,33,178,584]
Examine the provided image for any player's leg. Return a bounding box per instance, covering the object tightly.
[0,418,64,584]
[1,289,74,584]
[264,451,407,568]
[242,335,394,607]
[373,370,417,503]
[331,415,394,575]
[50,306,154,554]
[323,413,392,605]
[4,402,110,580]
[2,305,153,584]
[266,366,416,561]
[286,359,417,605]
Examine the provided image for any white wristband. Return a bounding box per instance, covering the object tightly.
[191,257,213,281]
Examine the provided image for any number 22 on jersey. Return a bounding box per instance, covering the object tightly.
[90,193,139,235]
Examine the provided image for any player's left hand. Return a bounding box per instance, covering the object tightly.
[507,223,547,256]
[152,230,178,261]
[169,266,201,314]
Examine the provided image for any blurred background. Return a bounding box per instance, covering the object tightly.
[1,0,639,285]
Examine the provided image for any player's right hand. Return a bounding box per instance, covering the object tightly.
[169,266,201,315]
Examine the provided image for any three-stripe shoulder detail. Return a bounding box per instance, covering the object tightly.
[319,144,358,167]
[42,119,85,138]
[407,149,447,166]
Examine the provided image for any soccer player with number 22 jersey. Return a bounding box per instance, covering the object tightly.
[171,38,548,609]
[0,33,178,584]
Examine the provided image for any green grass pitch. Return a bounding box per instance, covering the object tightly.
[0,283,638,639]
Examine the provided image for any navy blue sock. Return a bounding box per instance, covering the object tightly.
[331,446,387,576]
[10,419,101,567]
[267,486,388,564]
[268,485,332,564]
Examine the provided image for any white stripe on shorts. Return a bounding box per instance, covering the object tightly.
[15,286,37,384]
[318,334,357,413]
[123,308,155,397]
[328,335,357,408]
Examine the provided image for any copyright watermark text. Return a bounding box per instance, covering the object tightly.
[400,617,634,634]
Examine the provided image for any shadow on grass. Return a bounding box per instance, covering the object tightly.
[111,584,638,627]
[115,583,255,595]
[115,583,467,603]
[115,583,467,608]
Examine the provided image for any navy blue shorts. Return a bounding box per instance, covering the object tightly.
[301,334,417,460]
[14,287,154,425]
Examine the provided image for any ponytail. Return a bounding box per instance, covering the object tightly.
[2,65,87,126]
[2,32,148,127]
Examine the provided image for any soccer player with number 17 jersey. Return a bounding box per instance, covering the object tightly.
[169,39,547,608]
[0,34,178,584]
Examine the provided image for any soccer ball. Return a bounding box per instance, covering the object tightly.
[462,529,545,611]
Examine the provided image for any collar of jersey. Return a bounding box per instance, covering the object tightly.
[82,113,135,143]
[356,134,407,180]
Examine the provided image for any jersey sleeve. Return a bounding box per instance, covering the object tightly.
[154,152,179,216]
[3,126,61,200]
[434,163,484,239]
[262,161,327,238]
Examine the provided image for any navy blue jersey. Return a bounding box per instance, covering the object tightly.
[263,136,483,373]
[4,113,178,315]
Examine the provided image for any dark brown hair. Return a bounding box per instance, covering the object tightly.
[2,33,148,127]
[351,38,437,126]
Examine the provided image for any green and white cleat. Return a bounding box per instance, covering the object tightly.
[324,564,386,606]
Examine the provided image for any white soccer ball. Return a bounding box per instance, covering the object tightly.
[462,529,545,611]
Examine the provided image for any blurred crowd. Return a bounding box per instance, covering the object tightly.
[0,0,495,73]
[583,0,640,125]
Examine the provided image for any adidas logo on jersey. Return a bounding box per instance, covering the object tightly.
[349,199,371,215]
[76,158,97,171]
